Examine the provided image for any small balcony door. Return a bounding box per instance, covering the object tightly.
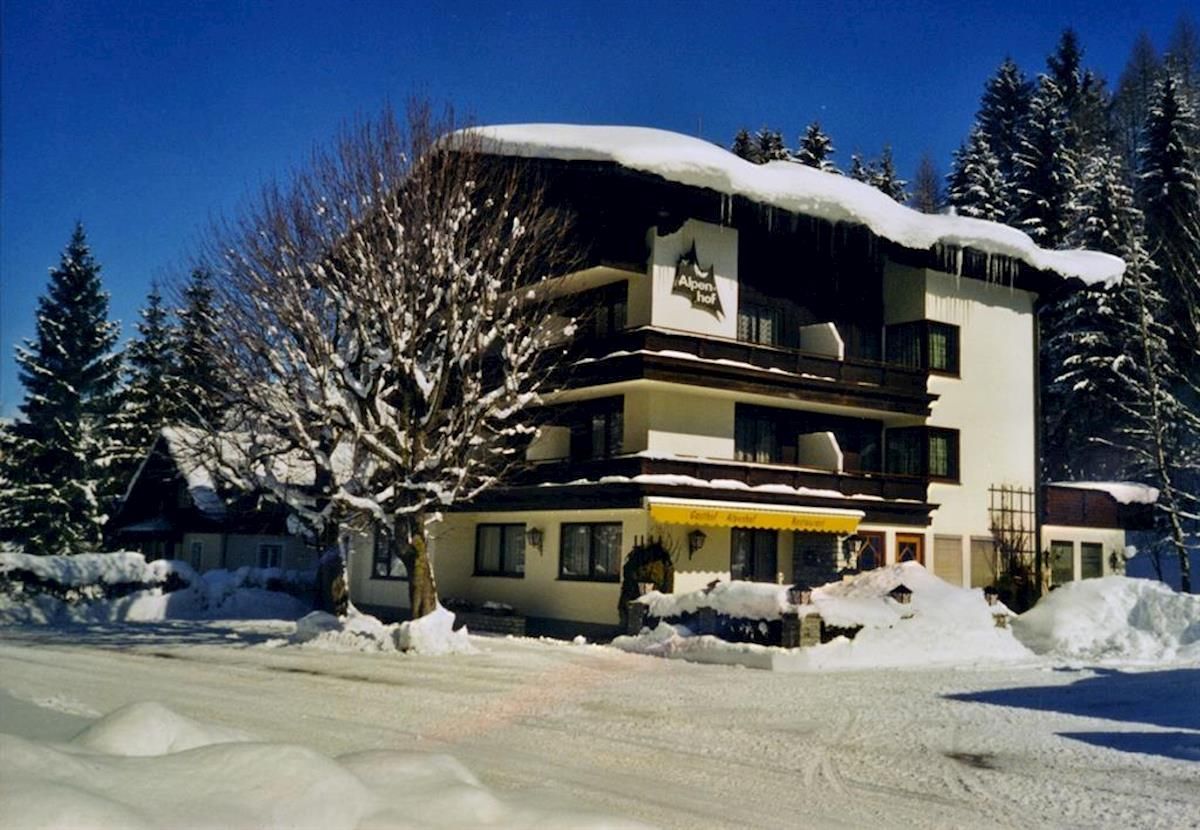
[731,528,778,582]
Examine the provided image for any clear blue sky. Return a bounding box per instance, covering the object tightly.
[1,0,1193,417]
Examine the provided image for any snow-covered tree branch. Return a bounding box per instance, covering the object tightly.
[197,104,577,616]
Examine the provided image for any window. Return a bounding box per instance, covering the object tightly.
[852,532,885,570]
[735,411,778,463]
[475,524,525,577]
[737,303,782,346]
[1080,542,1103,579]
[257,543,283,569]
[970,537,998,588]
[731,528,778,582]
[372,534,408,580]
[189,541,204,570]
[589,283,628,338]
[1050,540,1074,585]
[885,427,959,481]
[570,397,623,460]
[560,523,622,581]
[886,320,960,375]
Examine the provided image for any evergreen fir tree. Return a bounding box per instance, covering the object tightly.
[869,146,909,203]
[976,57,1033,204]
[1138,71,1200,351]
[947,126,1006,222]
[1043,147,1145,479]
[753,128,788,162]
[1012,77,1078,246]
[731,128,759,163]
[910,154,942,214]
[112,283,181,473]
[848,152,872,182]
[1165,13,1200,107]
[1111,33,1162,175]
[795,122,839,173]
[175,268,227,427]
[0,225,122,553]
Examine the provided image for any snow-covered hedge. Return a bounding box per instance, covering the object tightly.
[0,552,314,624]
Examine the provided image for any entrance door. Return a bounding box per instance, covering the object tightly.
[731,528,778,582]
[896,534,924,565]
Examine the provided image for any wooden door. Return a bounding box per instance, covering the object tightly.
[896,534,924,565]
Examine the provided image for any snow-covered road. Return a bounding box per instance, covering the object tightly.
[2,622,1198,829]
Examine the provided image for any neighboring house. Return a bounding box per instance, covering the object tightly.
[109,427,314,572]
[330,125,1139,632]
[1042,482,1157,587]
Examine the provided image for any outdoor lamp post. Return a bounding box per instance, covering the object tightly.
[889,584,913,604]
[787,583,813,605]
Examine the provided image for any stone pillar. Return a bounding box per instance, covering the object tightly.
[781,611,801,648]
[800,613,823,647]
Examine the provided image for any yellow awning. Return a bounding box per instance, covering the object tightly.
[647,498,862,534]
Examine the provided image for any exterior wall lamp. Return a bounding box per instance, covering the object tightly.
[687,528,707,558]
[526,527,544,553]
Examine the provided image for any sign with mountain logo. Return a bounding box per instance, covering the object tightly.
[672,243,723,318]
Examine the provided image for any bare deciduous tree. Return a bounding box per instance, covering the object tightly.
[200,103,576,618]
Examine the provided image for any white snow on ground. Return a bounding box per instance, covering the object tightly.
[0,550,187,587]
[1013,576,1200,663]
[1,698,644,830]
[1048,480,1160,504]
[618,563,1028,671]
[474,124,1125,286]
[1,617,1198,830]
[290,604,477,655]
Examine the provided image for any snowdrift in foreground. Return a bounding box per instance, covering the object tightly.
[290,604,476,655]
[1013,576,1200,663]
[614,563,1030,671]
[0,701,644,830]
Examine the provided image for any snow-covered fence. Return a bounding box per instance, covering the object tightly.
[627,580,836,647]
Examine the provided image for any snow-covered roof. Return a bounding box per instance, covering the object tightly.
[1048,481,1159,505]
[473,124,1125,287]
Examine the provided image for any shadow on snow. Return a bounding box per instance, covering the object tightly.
[946,667,1200,762]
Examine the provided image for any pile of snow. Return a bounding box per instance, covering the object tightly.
[0,701,641,830]
[1013,576,1200,663]
[615,563,1030,671]
[1048,480,1159,505]
[474,124,1124,286]
[0,553,312,625]
[290,604,477,655]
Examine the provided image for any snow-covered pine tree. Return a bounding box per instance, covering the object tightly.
[1165,13,1200,108]
[1138,70,1200,359]
[0,225,122,553]
[731,128,760,163]
[1097,247,1197,592]
[869,146,909,203]
[175,268,226,427]
[753,128,789,162]
[795,122,839,173]
[976,57,1034,208]
[1012,76,1078,247]
[946,126,1006,222]
[1042,146,1144,479]
[910,154,942,214]
[848,153,872,182]
[1111,33,1163,176]
[110,283,181,477]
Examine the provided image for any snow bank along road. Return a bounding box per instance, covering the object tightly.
[1,623,1198,829]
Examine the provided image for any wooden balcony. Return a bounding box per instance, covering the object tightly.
[515,454,929,503]
[563,327,935,415]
